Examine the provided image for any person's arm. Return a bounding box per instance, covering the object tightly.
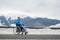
[20,20,24,26]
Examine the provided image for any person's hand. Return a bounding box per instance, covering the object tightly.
[22,24,24,26]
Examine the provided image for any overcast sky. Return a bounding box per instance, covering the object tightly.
[0,0,60,20]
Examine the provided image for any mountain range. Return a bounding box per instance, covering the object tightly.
[8,16,60,27]
[0,16,60,28]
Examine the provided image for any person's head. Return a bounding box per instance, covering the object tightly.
[17,17,20,19]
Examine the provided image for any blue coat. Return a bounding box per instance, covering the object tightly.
[15,19,23,25]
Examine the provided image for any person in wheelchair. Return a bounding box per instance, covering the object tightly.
[15,17,28,35]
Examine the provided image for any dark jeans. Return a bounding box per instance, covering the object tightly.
[16,24,23,32]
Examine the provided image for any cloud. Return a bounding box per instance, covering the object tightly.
[0,8,36,18]
[0,0,60,20]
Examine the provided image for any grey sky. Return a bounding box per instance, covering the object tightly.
[0,0,60,20]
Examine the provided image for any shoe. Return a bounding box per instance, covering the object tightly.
[21,32,23,35]
[16,32,20,34]
[25,32,28,35]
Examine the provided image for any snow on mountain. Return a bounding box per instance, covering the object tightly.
[0,16,10,27]
[50,23,60,28]
[0,9,60,28]
[0,23,3,26]
[10,24,16,27]
[0,20,7,26]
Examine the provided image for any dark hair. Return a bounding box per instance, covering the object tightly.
[18,17,20,18]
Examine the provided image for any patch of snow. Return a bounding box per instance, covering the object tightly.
[10,24,16,27]
[50,23,60,28]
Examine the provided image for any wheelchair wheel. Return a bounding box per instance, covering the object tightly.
[13,27,16,34]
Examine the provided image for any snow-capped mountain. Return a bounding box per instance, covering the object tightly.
[0,16,10,27]
[0,13,60,28]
